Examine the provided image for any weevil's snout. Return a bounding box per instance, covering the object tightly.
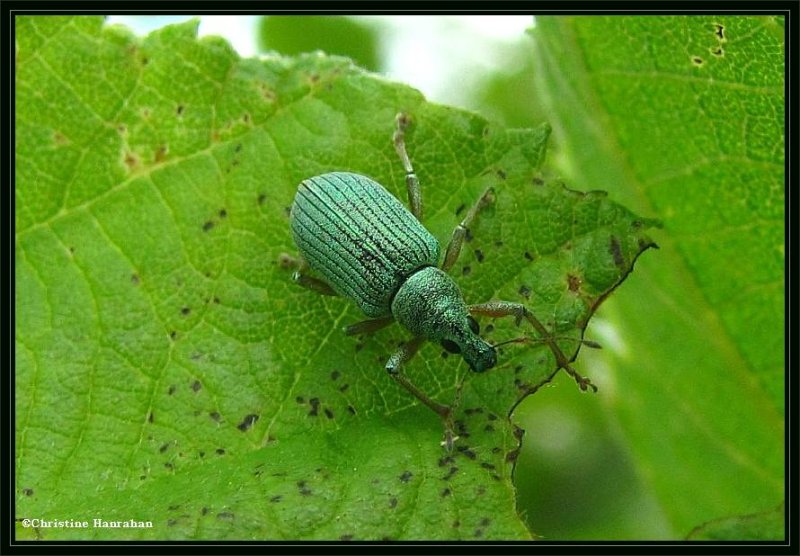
[463,340,497,373]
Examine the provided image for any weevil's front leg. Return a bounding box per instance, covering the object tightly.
[393,113,423,221]
[343,316,394,336]
[468,301,597,392]
[278,252,338,296]
[441,188,496,272]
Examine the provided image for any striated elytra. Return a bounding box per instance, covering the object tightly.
[283,113,595,443]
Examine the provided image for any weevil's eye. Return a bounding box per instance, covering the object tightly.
[467,316,480,335]
[441,339,461,354]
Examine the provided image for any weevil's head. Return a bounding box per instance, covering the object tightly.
[392,266,497,372]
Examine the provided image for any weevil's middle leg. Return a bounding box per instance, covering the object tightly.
[278,252,338,296]
[385,336,457,447]
[441,188,496,272]
[344,316,394,336]
[393,113,423,221]
[468,301,597,392]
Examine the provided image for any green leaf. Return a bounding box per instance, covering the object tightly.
[529,15,784,538]
[687,502,785,541]
[257,16,381,72]
[15,16,654,540]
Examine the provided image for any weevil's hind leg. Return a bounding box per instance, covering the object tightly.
[393,113,423,221]
[386,336,457,448]
[344,316,394,336]
[468,301,597,392]
[278,252,338,296]
[441,188,496,272]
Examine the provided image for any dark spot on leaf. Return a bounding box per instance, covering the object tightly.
[692,56,704,66]
[474,249,484,262]
[215,448,225,455]
[609,236,625,267]
[217,512,234,520]
[297,481,312,496]
[513,425,525,439]
[399,470,413,483]
[455,203,466,216]
[714,23,725,40]
[324,408,334,419]
[462,265,472,276]
[257,193,266,206]
[284,206,291,216]
[347,405,357,415]
[330,370,340,381]
[167,385,176,395]
[338,383,349,392]
[496,169,507,180]
[438,455,454,467]
[181,307,191,316]
[524,251,534,261]
[159,442,170,453]
[474,528,484,538]
[711,46,724,57]
[532,176,544,186]
[441,488,451,497]
[518,285,531,299]
[441,351,449,359]
[477,485,486,496]
[487,413,498,421]
[191,380,201,392]
[340,534,353,541]
[202,221,214,232]
[164,462,173,470]
[209,411,221,422]
[242,113,250,123]
[442,466,458,481]
[465,407,484,415]
[167,518,177,527]
[270,495,282,503]
[480,517,491,527]
[201,507,209,515]
[23,488,33,496]
[237,414,259,432]
[354,341,364,352]
[117,124,127,134]
[389,496,398,509]
[457,446,477,460]
[219,209,227,219]
[491,447,502,454]
[481,462,496,470]
[213,297,220,304]
[148,411,154,423]
[465,228,474,242]
[124,151,139,169]
[176,104,184,116]
[130,273,140,285]
[155,145,168,163]
[506,449,521,465]
[568,273,582,292]
[484,424,495,433]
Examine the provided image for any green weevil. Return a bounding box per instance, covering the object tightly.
[282,113,594,437]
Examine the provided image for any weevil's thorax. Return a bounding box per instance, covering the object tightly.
[391,266,497,372]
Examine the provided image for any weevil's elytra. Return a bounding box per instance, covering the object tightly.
[283,113,595,445]
[290,173,439,318]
